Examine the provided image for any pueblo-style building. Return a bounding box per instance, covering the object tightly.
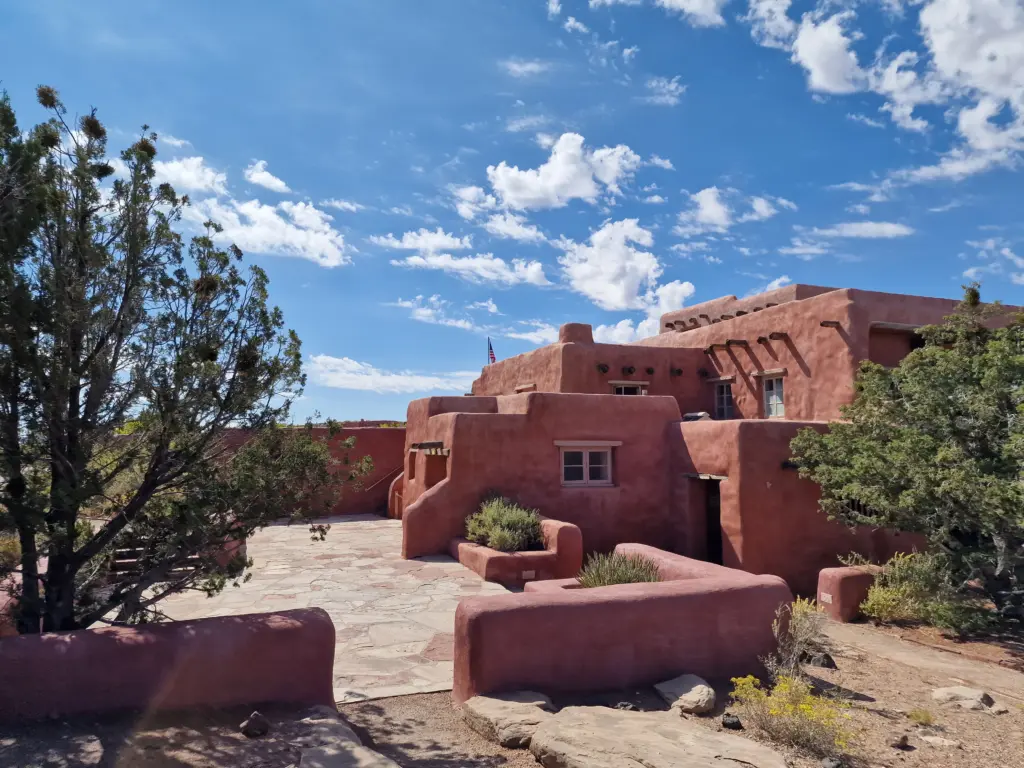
[388,285,1004,595]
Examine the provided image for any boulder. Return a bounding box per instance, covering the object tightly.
[298,743,401,767]
[529,706,787,768]
[921,735,961,748]
[655,673,716,715]
[240,710,270,738]
[931,687,995,711]
[462,690,554,749]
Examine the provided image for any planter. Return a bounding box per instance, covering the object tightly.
[450,517,583,588]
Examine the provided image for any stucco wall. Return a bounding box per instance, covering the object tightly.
[659,283,836,333]
[322,427,407,515]
[676,419,923,595]
[401,393,683,559]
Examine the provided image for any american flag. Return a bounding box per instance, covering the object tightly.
[487,337,496,364]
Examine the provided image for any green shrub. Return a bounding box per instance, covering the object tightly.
[576,552,661,588]
[731,675,852,758]
[862,552,992,634]
[764,597,833,681]
[465,497,544,553]
[0,533,20,575]
[907,708,934,727]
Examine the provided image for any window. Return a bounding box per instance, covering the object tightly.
[561,448,613,486]
[614,384,642,396]
[763,376,785,418]
[715,383,734,420]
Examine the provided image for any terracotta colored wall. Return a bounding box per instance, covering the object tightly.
[401,393,683,559]
[311,427,406,516]
[0,608,335,722]
[868,328,915,368]
[659,283,836,333]
[452,556,792,704]
[676,419,923,595]
[471,343,563,396]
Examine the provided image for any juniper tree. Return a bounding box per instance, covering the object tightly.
[0,87,367,633]
[791,286,1024,615]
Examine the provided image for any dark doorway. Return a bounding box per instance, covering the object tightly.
[704,480,723,565]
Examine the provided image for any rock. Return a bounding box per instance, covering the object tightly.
[932,686,995,711]
[614,702,639,711]
[462,690,554,749]
[801,651,838,669]
[721,713,743,730]
[240,710,270,738]
[654,673,716,715]
[298,743,400,767]
[921,735,961,748]
[887,733,909,749]
[991,703,1010,715]
[821,758,845,768]
[529,707,787,768]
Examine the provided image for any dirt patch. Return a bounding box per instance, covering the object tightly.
[870,621,1024,672]
[340,692,538,767]
[0,705,314,767]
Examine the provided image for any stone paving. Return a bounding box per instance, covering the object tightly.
[161,514,509,703]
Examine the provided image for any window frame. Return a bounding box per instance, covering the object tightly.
[714,382,734,420]
[762,375,785,419]
[609,380,648,396]
[560,446,614,487]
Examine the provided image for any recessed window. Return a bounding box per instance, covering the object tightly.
[763,376,785,419]
[613,384,642,395]
[561,448,613,486]
[715,383,734,419]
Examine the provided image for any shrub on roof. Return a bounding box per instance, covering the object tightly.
[465,497,544,553]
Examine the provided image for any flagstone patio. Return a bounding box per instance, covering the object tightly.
[161,514,509,703]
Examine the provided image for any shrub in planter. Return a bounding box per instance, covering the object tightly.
[465,497,544,553]
[576,552,660,588]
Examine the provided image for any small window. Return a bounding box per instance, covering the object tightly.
[561,447,613,486]
[715,383,734,420]
[763,376,785,419]
[613,384,642,396]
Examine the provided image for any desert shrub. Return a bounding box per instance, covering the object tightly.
[862,552,992,634]
[0,533,20,575]
[576,552,660,588]
[731,675,852,758]
[465,497,543,553]
[907,708,934,726]
[764,597,833,681]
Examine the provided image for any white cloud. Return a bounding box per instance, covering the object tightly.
[452,185,498,220]
[370,227,472,252]
[154,156,227,195]
[504,321,560,345]
[745,275,793,296]
[670,241,711,254]
[389,295,479,332]
[487,132,641,210]
[535,132,557,149]
[928,200,963,213]
[483,213,547,243]
[647,154,675,170]
[847,113,885,128]
[308,355,475,394]
[737,196,779,222]
[391,252,550,286]
[564,16,590,33]
[642,76,686,106]
[847,203,871,215]
[468,298,501,314]
[185,198,349,267]
[322,198,367,212]
[623,45,640,62]
[643,194,667,204]
[704,255,723,264]
[158,133,191,148]
[243,160,291,193]
[778,237,830,257]
[791,12,866,95]
[744,0,797,50]
[506,115,549,133]
[811,221,915,238]
[593,278,697,342]
[501,58,552,77]
[595,0,728,28]
[676,186,733,234]
[389,205,415,216]
[547,0,562,18]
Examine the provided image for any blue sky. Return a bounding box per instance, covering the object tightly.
[4,0,1023,420]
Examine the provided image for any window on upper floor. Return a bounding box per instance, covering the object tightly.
[614,384,642,395]
[715,383,734,419]
[763,376,785,419]
[561,447,613,486]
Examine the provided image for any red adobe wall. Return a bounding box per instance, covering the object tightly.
[451,517,584,588]
[452,546,792,705]
[675,419,923,595]
[401,393,683,559]
[321,427,406,515]
[659,283,836,332]
[0,608,335,721]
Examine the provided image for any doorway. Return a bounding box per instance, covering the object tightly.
[704,480,723,565]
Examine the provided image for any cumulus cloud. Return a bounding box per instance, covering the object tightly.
[594,0,729,28]
[468,298,501,314]
[391,252,550,286]
[370,227,473,252]
[642,76,686,106]
[547,0,562,18]
[564,16,590,33]
[158,133,191,148]
[483,213,547,243]
[154,156,227,195]
[308,355,476,394]
[593,279,697,342]
[185,198,350,267]
[504,320,560,345]
[648,154,675,170]
[389,295,480,332]
[676,188,795,236]
[243,160,292,193]
[487,132,641,210]
[791,12,866,95]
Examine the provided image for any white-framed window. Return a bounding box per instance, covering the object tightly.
[763,376,785,418]
[560,447,613,486]
[715,383,734,419]
[610,380,648,396]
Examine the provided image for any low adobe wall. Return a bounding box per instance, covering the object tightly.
[0,608,335,722]
[450,517,583,588]
[452,546,792,705]
[817,565,883,622]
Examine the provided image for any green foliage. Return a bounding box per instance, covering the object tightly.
[861,552,992,634]
[465,497,544,553]
[790,285,1024,615]
[0,87,364,633]
[0,534,19,576]
[379,422,406,428]
[731,675,852,758]
[907,708,935,727]
[576,552,661,588]
[764,598,833,681]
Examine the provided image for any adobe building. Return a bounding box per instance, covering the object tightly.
[388,285,1006,595]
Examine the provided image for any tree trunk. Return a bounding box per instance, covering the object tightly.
[42,555,77,632]
[15,524,41,634]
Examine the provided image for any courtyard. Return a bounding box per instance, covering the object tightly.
[161,514,509,703]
